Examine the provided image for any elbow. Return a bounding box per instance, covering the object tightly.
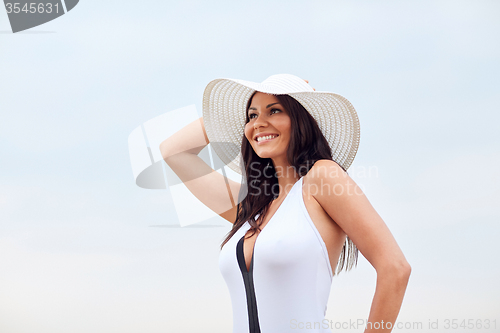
[378,259,412,282]
[399,260,411,281]
[392,259,411,281]
[395,261,411,291]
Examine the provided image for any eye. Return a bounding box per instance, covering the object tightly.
[270,108,282,114]
[248,112,257,120]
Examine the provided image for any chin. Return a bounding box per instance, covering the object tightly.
[254,150,284,160]
[254,152,272,159]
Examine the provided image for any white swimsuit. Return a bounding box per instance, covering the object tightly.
[219,177,334,333]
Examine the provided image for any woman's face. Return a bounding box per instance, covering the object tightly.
[244,92,292,161]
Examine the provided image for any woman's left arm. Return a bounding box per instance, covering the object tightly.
[309,160,411,333]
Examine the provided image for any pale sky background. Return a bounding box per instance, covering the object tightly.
[1,1,499,332]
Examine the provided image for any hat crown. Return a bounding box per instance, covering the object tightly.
[260,74,315,94]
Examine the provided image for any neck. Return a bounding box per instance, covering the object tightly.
[270,156,300,199]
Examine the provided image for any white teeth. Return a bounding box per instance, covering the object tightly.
[256,135,278,142]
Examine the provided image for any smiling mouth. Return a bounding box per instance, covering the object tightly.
[255,134,279,144]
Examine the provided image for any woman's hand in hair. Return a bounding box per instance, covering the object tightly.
[159,117,241,223]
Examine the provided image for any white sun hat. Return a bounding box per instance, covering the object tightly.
[202,74,360,175]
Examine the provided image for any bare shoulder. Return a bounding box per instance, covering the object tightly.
[303,159,350,186]
[304,160,410,274]
[301,159,363,207]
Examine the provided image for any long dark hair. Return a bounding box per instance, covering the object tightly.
[220,93,358,275]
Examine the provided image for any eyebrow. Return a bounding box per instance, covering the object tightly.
[248,102,280,111]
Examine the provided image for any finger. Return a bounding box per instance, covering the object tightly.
[304,79,309,84]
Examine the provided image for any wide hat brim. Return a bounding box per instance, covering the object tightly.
[202,74,360,175]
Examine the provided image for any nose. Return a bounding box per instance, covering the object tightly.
[253,113,268,130]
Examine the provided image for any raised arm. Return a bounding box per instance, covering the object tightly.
[309,159,411,333]
[159,117,241,223]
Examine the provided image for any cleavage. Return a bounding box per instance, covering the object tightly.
[241,205,275,272]
[240,177,300,272]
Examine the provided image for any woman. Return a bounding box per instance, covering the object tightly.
[160,74,411,333]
